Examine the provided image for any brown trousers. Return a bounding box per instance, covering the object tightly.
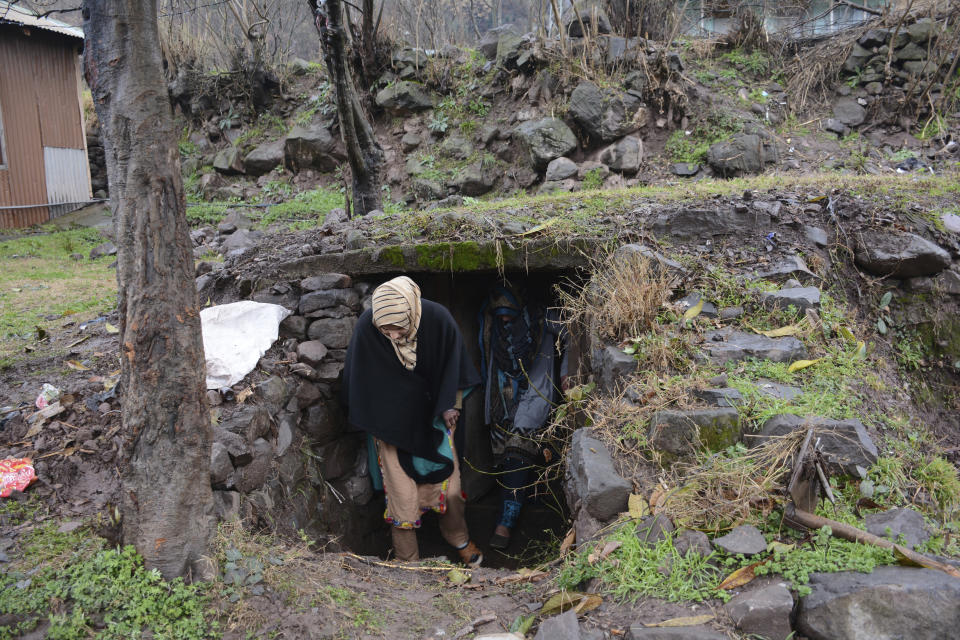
[376,438,469,561]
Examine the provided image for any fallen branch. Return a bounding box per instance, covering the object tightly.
[835,0,884,15]
[340,551,475,573]
[785,504,960,579]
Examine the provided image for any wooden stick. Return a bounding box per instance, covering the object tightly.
[340,551,475,573]
[786,504,960,579]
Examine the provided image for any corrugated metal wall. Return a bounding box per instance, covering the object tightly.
[0,25,90,228]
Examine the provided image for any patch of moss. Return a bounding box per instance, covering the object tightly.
[413,241,502,271]
[374,245,406,268]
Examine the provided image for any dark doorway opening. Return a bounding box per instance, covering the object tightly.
[363,269,582,568]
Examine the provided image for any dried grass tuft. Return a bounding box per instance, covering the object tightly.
[560,249,677,343]
[657,430,811,533]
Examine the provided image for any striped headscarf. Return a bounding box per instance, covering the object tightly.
[371,276,422,370]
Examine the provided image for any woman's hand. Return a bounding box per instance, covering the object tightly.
[442,409,460,430]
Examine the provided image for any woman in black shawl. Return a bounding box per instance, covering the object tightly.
[342,276,483,565]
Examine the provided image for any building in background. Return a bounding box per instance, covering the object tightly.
[0,1,91,228]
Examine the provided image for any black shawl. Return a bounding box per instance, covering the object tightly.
[342,299,480,482]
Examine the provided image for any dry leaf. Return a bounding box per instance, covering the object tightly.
[628,493,650,519]
[517,218,559,236]
[65,360,90,371]
[682,298,704,322]
[649,486,668,512]
[646,614,715,627]
[767,541,795,554]
[787,358,822,373]
[752,324,800,338]
[854,341,867,359]
[559,528,576,557]
[541,591,580,617]
[599,541,622,560]
[235,387,254,404]
[572,594,602,614]
[104,322,120,334]
[718,560,766,590]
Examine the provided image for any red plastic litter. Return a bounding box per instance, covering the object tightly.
[0,458,37,497]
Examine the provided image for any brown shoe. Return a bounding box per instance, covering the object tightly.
[457,541,483,568]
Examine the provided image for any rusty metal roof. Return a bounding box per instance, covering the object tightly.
[0,1,83,40]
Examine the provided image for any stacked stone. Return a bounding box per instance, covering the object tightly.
[86,127,108,199]
[830,18,947,135]
[205,272,385,552]
[843,19,941,88]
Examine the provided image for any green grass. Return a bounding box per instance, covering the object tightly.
[727,344,871,427]
[664,110,742,164]
[0,528,216,640]
[262,187,346,229]
[720,49,771,76]
[557,525,725,602]
[740,524,896,596]
[0,228,116,366]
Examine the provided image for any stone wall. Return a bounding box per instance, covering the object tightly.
[205,271,389,553]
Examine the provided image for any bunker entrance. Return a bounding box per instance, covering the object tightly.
[350,269,583,569]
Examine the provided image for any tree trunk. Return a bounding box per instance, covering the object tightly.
[83,0,214,581]
[309,0,384,217]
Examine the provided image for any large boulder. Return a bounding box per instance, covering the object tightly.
[854,231,951,278]
[651,207,773,241]
[724,582,795,640]
[561,1,612,37]
[864,507,932,550]
[795,567,960,640]
[243,139,285,176]
[568,81,644,142]
[284,123,343,172]
[451,163,496,196]
[712,524,767,556]
[533,610,580,640]
[213,147,244,175]
[545,157,578,182]
[479,24,519,60]
[375,81,434,114]
[843,43,874,73]
[702,329,807,365]
[593,344,638,393]
[600,135,643,174]
[833,98,867,127]
[565,429,631,521]
[438,135,473,160]
[761,286,821,313]
[496,31,526,69]
[648,408,741,458]
[756,414,877,477]
[707,133,778,177]
[513,118,577,170]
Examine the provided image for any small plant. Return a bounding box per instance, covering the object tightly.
[721,49,771,76]
[581,167,604,190]
[466,98,490,117]
[428,112,449,133]
[217,105,237,130]
[916,457,960,520]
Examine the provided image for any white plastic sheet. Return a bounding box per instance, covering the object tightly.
[200,301,291,389]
